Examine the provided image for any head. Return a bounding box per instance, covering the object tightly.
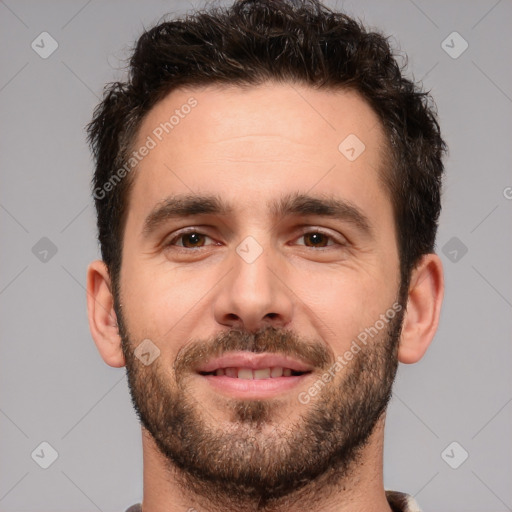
[86,0,445,508]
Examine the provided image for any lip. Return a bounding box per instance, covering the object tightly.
[194,351,314,399]
[198,373,312,399]
[195,352,315,373]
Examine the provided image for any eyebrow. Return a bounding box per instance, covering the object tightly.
[271,192,372,236]
[142,194,232,237]
[142,192,372,238]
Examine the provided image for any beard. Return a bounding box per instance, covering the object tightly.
[116,300,404,511]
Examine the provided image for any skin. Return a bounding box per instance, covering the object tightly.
[86,82,444,512]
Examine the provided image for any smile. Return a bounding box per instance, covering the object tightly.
[199,367,307,378]
[195,352,314,398]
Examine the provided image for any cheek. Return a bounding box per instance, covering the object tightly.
[120,261,215,341]
[289,266,396,351]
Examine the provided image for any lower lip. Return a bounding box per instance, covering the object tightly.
[199,374,311,399]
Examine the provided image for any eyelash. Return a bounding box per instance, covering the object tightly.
[165,228,345,250]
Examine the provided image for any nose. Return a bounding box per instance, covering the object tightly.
[213,240,294,332]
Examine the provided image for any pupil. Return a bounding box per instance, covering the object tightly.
[185,233,203,247]
[307,233,326,247]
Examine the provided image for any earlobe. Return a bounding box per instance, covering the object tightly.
[398,253,444,364]
[86,260,126,368]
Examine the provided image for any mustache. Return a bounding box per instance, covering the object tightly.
[173,325,334,381]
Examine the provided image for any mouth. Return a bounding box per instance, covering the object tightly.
[199,367,308,378]
[195,352,314,398]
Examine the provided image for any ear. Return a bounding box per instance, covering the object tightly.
[86,260,125,368]
[398,253,444,364]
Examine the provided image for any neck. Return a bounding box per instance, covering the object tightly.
[139,416,392,512]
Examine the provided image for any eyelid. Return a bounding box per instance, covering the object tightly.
[293,227,348,247]
[164,226,348,249]
[165,227,216,248]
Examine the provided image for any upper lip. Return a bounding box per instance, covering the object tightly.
[195,352,314,373]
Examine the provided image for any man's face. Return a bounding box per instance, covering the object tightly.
[116,83,403,503]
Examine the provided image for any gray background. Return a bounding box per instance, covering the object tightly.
[1,0,511,511]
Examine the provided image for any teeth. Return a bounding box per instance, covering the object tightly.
[270,367,283,377]
[210,367,302,379]
[237,368,253,380]
[254,368,271,380]
[225,367,238,378]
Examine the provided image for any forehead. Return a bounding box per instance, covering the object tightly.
[128,82,390,224]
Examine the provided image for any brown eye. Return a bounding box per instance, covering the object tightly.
[180,232,206,248]
[301,232,333,248]
[168,231,213,249]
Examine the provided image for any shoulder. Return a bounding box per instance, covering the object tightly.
[124,504,142,512]
[386,490,422,512]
